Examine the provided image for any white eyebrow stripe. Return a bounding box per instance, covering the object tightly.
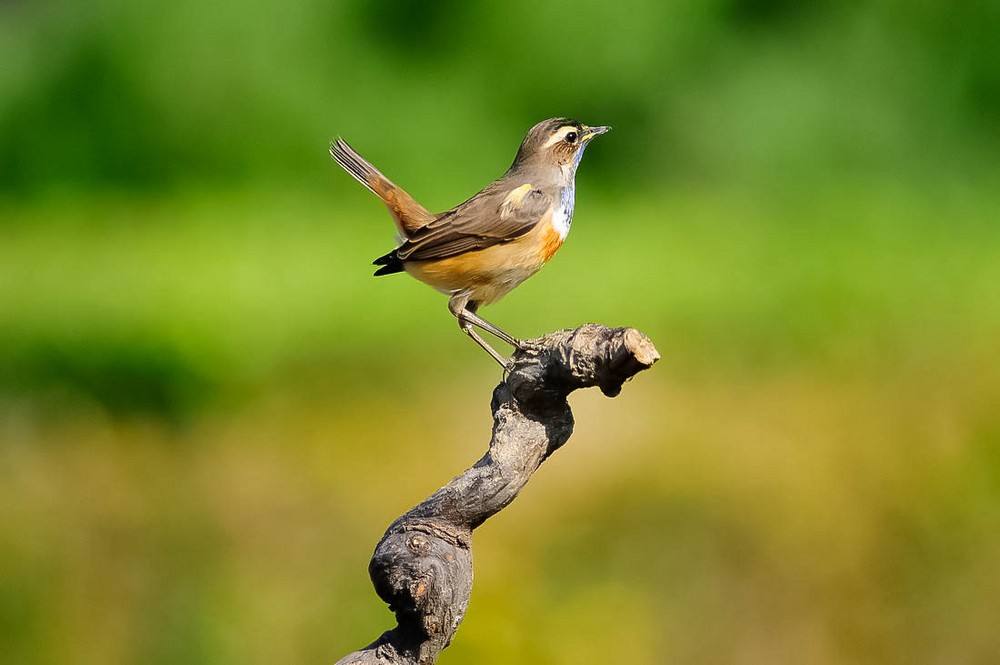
[542,125,577,148]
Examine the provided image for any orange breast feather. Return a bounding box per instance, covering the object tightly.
[539,220,565,262]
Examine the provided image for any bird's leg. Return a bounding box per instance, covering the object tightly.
[463,324,511,369]
[458,305,522,349]
[448,295,513,369]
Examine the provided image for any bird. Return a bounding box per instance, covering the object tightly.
[330,117,610,368]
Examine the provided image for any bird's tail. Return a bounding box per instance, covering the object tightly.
[372,248,405,276]
[330,138,433,237]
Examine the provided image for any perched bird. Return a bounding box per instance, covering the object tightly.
[330,118,610,368]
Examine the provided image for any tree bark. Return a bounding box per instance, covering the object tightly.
[335,324,659,665]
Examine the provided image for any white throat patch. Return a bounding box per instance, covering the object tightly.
[552,186,575,240]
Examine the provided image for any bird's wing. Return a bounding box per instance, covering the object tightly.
[397,183,552,261]
[330,138,434,236]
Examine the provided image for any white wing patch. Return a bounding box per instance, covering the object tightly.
[499,183,533,220]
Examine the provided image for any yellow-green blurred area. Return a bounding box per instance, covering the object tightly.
[2,0,1000,663]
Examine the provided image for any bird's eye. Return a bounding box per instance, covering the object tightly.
[565,131,578,144]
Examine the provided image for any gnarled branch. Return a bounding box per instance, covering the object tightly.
[335,324,659,665]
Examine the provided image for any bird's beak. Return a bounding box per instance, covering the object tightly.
[582,125,611,141]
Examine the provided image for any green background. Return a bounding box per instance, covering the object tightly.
[2,1,999,663]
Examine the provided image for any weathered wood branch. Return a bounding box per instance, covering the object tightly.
[335,324,659,665]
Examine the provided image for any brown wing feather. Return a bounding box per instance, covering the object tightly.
[398,183,552,262]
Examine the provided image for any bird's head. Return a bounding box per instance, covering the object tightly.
[510,118,610,175]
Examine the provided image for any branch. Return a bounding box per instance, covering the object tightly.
[335,324,659,665]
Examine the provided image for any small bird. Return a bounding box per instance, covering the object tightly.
[330,118,610,368]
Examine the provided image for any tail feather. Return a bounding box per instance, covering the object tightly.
[329,138,433,236]
[329,138,381,197]
[372,248,404,276]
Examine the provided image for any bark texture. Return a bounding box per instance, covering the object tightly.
[335,324,659,665]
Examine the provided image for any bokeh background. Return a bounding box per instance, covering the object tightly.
[2,1,1000,663]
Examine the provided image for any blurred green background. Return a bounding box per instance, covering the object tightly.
[2,0,1000,663]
